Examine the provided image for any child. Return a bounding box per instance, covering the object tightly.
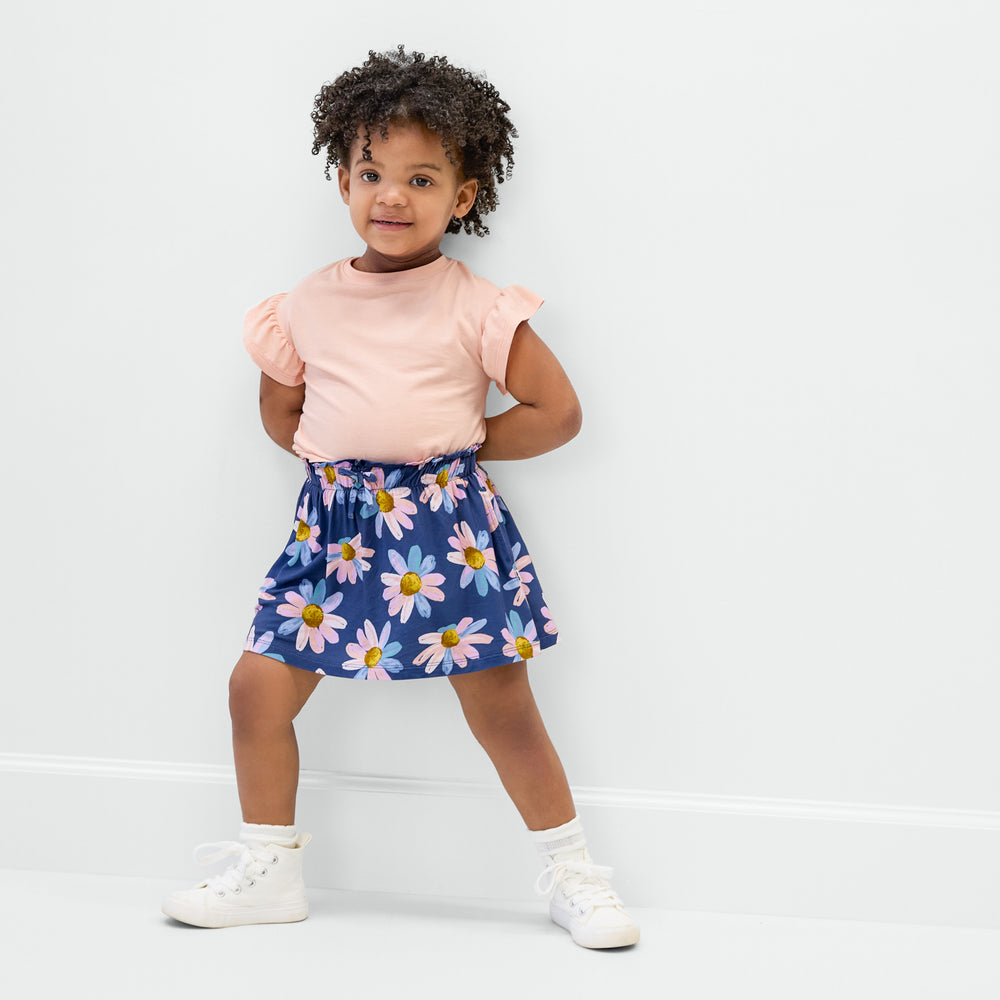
[161,46,639,950]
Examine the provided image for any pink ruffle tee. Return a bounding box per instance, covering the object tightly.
[242,255,542,464]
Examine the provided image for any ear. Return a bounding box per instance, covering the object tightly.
[337,164,351,206]
[451,177,478,220]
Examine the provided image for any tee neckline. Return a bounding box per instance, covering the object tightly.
[337,253,453,285]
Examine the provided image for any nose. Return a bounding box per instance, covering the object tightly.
[375,181,406,206]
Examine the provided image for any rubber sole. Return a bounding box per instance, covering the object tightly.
[161,896,308,929]
[550,906,640,949]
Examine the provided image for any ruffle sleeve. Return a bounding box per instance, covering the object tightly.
[481,285,543,394]
[242,293,305,386]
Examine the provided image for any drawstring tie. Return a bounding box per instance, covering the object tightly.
[345,470,377,517]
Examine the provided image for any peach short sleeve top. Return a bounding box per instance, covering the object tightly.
[242,254,542,464]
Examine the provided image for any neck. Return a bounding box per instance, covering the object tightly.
[351,246,443,274]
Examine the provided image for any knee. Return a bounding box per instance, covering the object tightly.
[453,663,536,735]
[228,662,261,733]
[228,654,291,734]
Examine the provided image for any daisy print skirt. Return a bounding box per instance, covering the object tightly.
[244,446,558,679]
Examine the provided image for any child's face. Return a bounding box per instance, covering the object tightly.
[338,122,478,273]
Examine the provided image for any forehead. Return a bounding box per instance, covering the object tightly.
[349,122,458,170]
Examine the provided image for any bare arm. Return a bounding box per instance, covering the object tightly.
[476,321,582,462]
[259,372,305,455]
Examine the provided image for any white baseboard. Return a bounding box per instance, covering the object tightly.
[2,752,998,928]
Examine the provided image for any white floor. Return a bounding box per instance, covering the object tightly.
[1,869,998,1000]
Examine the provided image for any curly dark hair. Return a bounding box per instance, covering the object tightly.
[310,46,517,237]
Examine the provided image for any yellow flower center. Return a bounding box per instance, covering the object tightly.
[400,572,422,596]
[301,603,324,628]
[364,646,383,668]
[435,468,449,487]
[464,547,485,570]
[441,629,460,649]
[295,520,311,542]
[376,489,395,513]
[323,466,338,484]
[515,636,534,659]
[341,541,356,561]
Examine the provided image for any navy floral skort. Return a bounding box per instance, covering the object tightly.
[244,446,558,679]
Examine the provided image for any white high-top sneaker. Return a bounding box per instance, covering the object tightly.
[531,817,639,949]
[162,831,312,928]
[536,855,640,949]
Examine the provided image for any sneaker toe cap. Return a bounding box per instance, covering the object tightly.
[571,906,640,949]
[161,885,224,927]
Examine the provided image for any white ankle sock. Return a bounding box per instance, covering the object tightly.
[240,822,298,848]
[530,816,590,863]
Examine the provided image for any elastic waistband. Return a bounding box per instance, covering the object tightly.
[303,444,481,489]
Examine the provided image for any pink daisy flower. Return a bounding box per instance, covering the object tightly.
[380,545,446,623]
[419,457,468,513]
[541,605,558,636]
[254,577,277,612]
[501,610,541,661]
[502,541,534,607]
[360,467,417,540]
[446,521,500,596]
[284,495,322,567]
[326,533,375,584]
[276,578,347,653]
[475,467,505,531]
[413,617,494,675]
[342,619,404,680]
[244,627,276,655]
[319,462,353,508]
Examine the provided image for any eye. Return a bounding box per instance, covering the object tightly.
[410,177,432,188]
[360,170,379,182]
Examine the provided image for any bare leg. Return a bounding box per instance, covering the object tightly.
[229,651,323,825]
[449,660,575,831]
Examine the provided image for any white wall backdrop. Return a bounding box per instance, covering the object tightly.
[2,0,998,925]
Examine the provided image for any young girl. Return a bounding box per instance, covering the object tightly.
[161,46,639,950]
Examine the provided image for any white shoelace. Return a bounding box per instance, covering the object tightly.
[534,859,622,909]
[193,840,278,896]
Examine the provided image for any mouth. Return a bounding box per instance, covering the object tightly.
[372,219,412,230]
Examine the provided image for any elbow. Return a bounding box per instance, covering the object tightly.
[560,397,583,444]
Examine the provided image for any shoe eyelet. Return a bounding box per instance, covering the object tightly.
[215,889,225,897]
[233,886,241,894]
[271,855,279,864]
[259,868,267,877]
[247,879,255,886]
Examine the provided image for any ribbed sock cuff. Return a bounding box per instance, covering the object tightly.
[240,822,298,848]
[530,816,587,861]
